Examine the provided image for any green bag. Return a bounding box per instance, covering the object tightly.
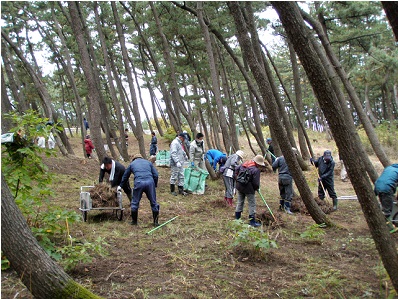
[156,150,170,167]
[184,167,209,195]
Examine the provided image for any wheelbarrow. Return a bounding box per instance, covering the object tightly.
[79,186,124,222]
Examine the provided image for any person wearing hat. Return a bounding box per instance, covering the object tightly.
[272,148,299,214]
[310,150,338,210]
[189,132,205,170]
[118,154,160,226]
[99,157,132,201]
[84,135,95,159]
[266,138,276,163]
[206,149,227,171]
[170,133,189,195]
[234,155,266,227]
[222,150,244,207]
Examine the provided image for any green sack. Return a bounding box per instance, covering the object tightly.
[184,167,209,195]
[156,150,170,167]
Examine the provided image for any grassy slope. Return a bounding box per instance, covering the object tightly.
[2,131,398,299]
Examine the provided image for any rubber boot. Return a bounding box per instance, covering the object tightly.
[152,211,159,227]
[279,200,285,211]
[332,198,338,211]
[249,214,261,227]
[235,211,241,220]
[178,185,187,195]
[170,184,177,196]
[386,216,398,234]
[131,210,138,225]
[227,198,234,207]
[284,201,294,215]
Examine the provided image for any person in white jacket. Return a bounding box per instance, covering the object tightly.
[189,133,205,170]
[170,133,188,195]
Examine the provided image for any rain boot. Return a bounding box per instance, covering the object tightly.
[249,214,261,227]
[170,184,177,196]
[131,210,138,225]
[152,211,159,227]
[178,185,187,195]
[386,216,398,234]
[279,200,285,211]
[332,198,338,211]
[235,211,241,220]
[284,201,294,215]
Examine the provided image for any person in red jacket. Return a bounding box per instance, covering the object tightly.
[234,155,266,227]
[84,135,95,158]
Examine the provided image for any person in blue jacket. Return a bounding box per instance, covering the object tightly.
[206,149,227,171]
[118,154,160,227]
[311,150,338,210]
[374,164,398,232]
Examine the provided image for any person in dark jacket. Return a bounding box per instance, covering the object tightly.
[99,157,132,201]
[83,118,89,130]
[272,148,298,214]
[234,155,266,227]
[374,164,398,233]
[311,150,338,210]
[266,138,276,163]
[84,135,94,158]
[149,131,157,156]
[118,154,160,226]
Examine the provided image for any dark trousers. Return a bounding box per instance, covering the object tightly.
[278,177,293,202]
[131,180,159,212]
[318,181,337,199]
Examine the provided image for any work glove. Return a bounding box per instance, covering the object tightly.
[191,162,195,167]
[117,186,122,192]
[176,162,182,168]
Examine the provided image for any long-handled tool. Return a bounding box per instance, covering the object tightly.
[146,215,179,235]
[266,149,277,160]
[257,190,276,222]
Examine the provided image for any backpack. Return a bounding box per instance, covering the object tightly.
[236,168,251,184]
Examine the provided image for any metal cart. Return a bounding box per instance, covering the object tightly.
[79,186,124,222]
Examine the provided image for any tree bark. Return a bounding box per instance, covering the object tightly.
[111,2,146,158]
[94,2,129,161]
[1,175,103,299]
[381,1,398,42]
[272,2,398,292]
[197,2,232,152]
[67,2,106,161]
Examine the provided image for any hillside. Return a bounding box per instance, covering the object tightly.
[2,132,397,299]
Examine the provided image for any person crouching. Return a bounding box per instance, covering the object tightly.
[118,154,160,227]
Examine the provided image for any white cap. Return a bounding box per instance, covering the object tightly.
[236,150,244,158]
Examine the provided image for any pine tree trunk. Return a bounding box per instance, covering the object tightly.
[67,2,106,161]
[197,2,232,152]
[111,2,146,158]
[1,175,103,299]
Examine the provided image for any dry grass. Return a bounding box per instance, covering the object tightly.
[2,131,398,299]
